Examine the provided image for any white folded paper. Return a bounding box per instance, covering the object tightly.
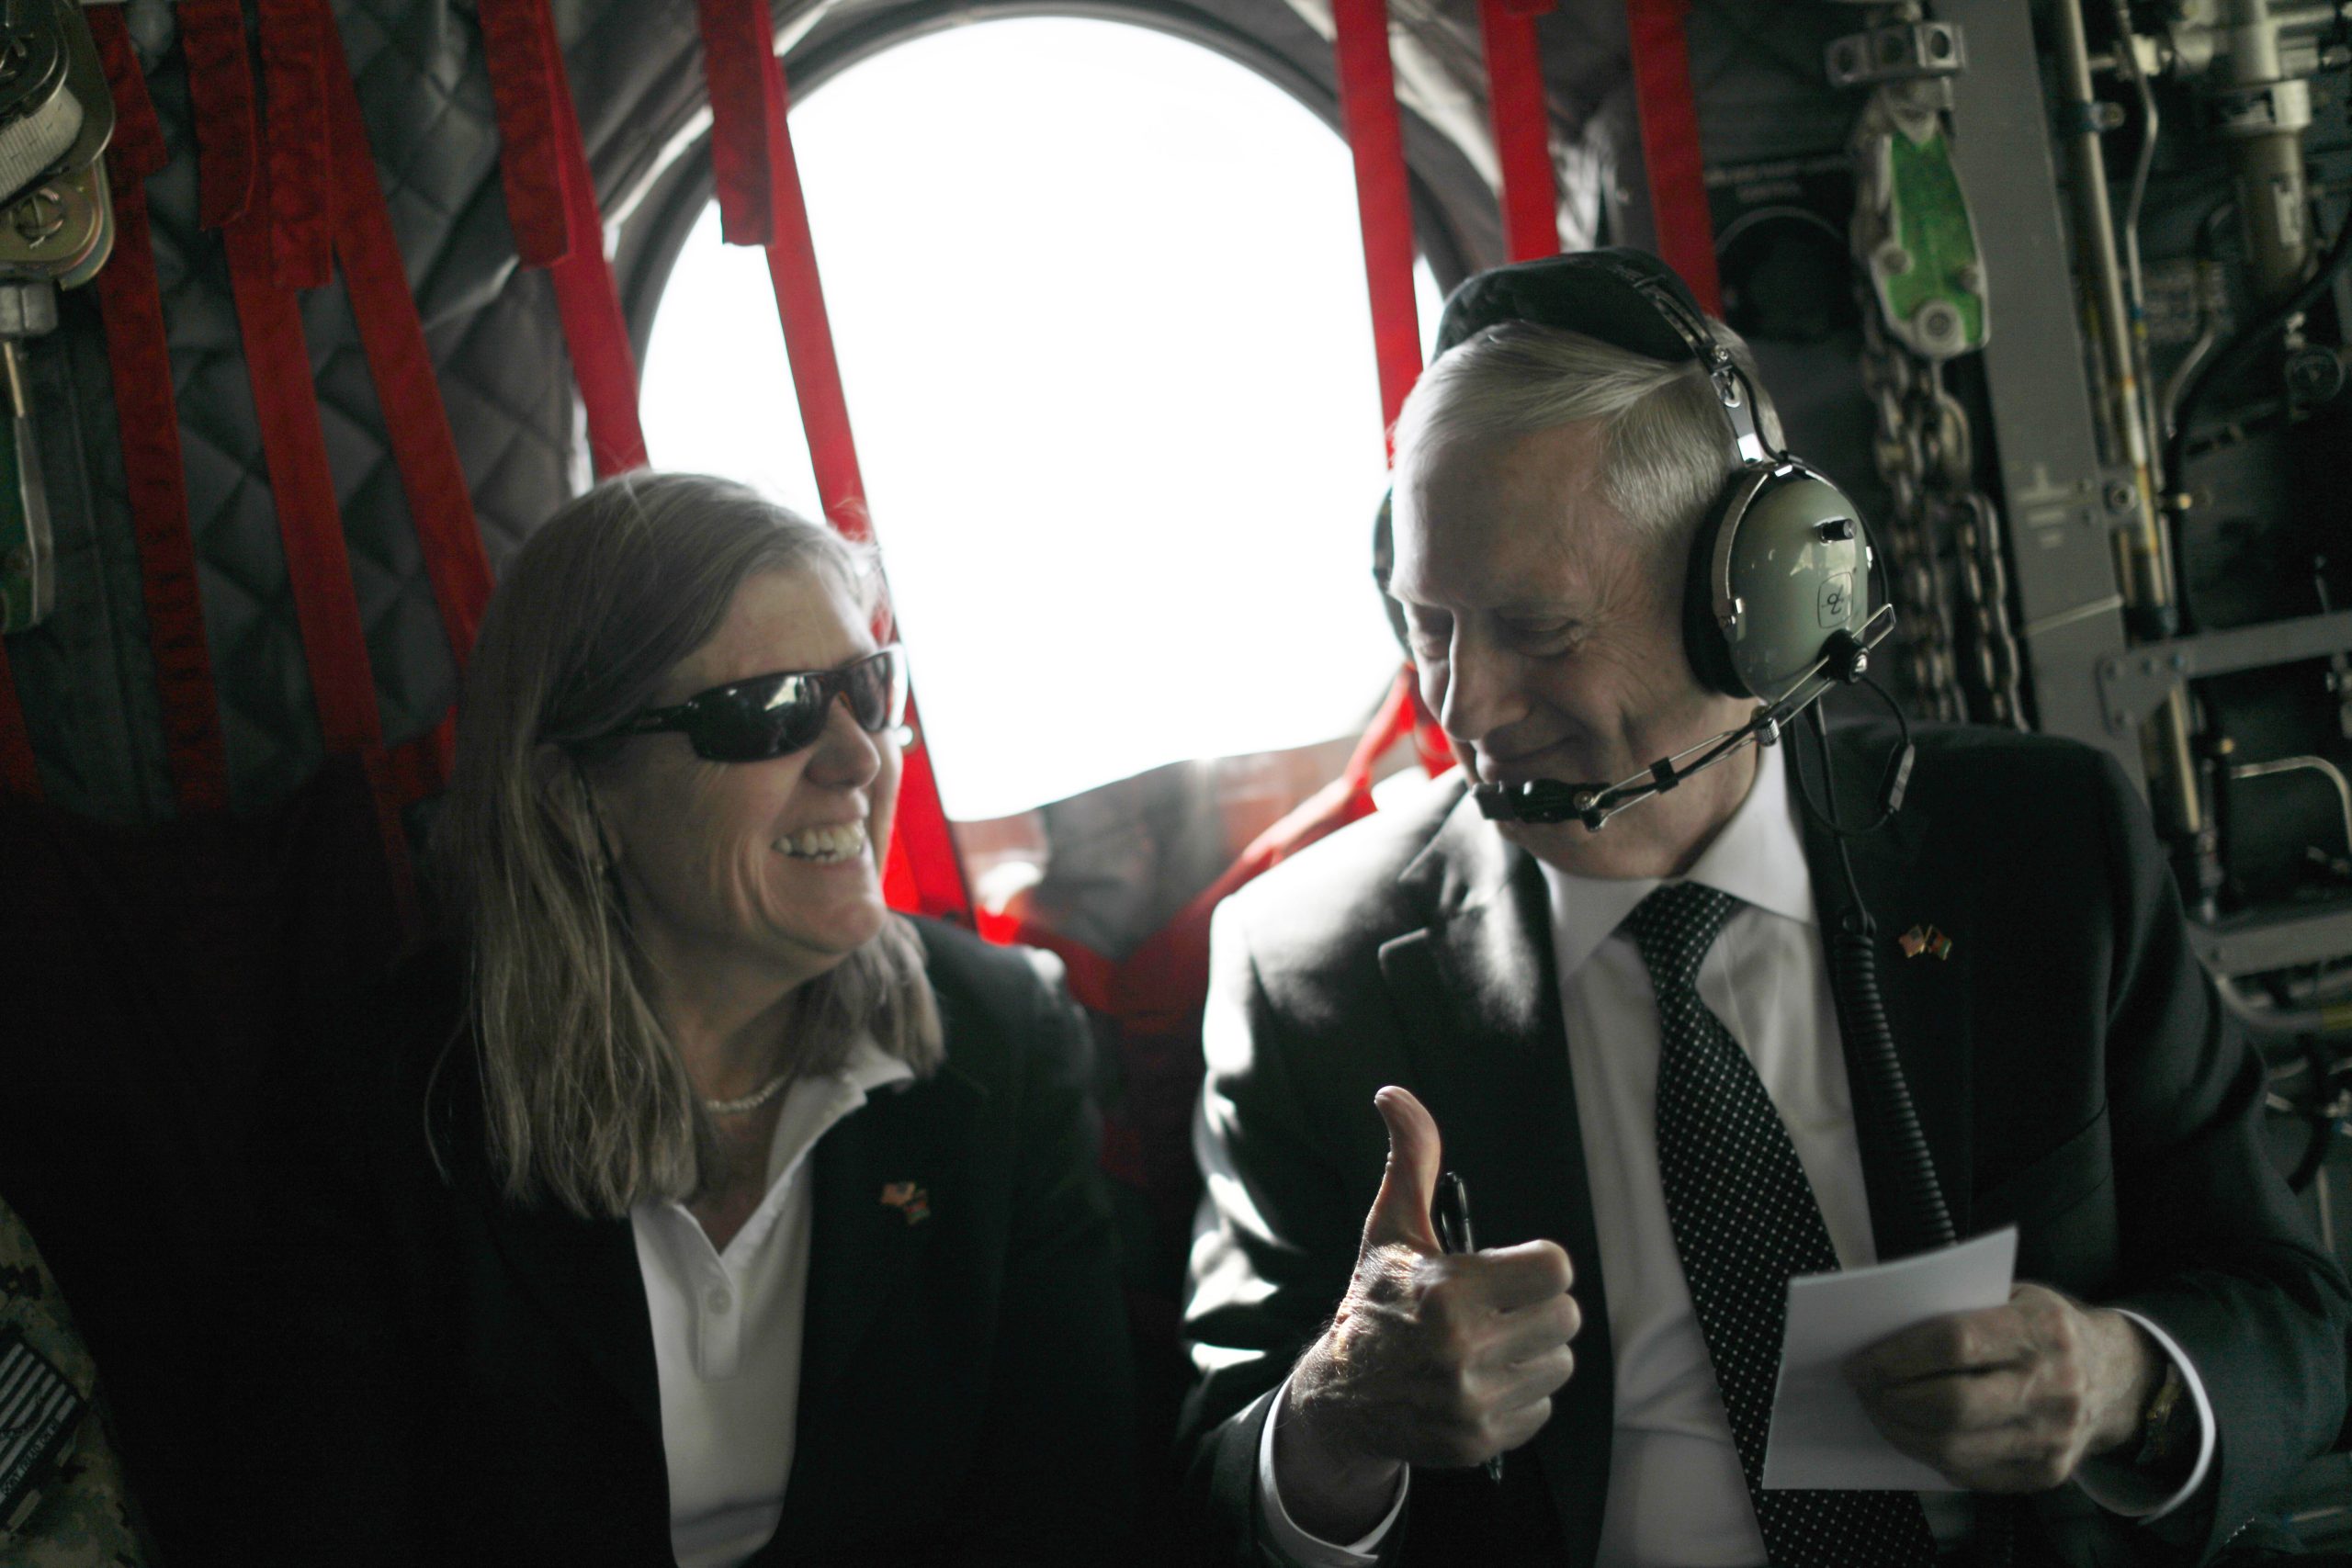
[1760,1226,2018,1491]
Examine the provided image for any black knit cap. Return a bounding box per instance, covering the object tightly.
[1432,245,1709,362]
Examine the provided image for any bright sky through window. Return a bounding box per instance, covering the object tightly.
[642,18,1443,820]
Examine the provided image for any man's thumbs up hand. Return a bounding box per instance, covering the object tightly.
[1363,1087,1442,1256]
[1272,1088,1583,1543]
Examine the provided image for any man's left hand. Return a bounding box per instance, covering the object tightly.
[1844,1283,2162,1493]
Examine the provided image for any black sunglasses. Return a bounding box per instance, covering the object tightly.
[616,646,909,761]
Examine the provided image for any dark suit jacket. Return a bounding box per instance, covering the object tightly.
[237,919,1135,1567]
[1180,726,2351,1568]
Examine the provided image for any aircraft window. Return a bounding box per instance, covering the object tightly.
[640,17,1444,820]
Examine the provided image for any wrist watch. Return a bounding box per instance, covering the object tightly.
[2132,1358,2188,1473]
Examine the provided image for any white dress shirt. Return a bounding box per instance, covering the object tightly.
[1260,745,2212,1565]
[631,1038,914,1568]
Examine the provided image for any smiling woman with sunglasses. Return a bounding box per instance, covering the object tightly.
[241,472,1136,1566]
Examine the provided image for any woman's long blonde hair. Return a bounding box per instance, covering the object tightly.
[436,472,943,1218]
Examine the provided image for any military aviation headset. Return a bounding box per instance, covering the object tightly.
[1392,247,1897,831]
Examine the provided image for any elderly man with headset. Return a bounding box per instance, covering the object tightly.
[1179,250,2349,1567]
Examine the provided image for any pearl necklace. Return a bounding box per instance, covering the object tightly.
[702,1068,792,1116]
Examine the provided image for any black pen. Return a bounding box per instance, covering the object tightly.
[1430,1170,1504,1484]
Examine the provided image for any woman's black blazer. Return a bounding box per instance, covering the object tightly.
[236,919,1136,1567]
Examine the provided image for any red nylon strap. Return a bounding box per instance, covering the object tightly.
[0,639,37,796]
[739,33,868,538]
[222,197,416,921]
[477,0,572,267]
[693,0,777,247]
[1624,0,1722,313]
[1331,0,1423,443]
[477,0,644,472]
[224,217,378,755]
[257,0,333,290]
[178,0,258,228]
[321,20,494,667]
[878,695,974,923]
[533,0,647,474]
[697,2,972,922]
[1480,0,1557,263]
[382,711,456,805]
[89,10,166,176]
[90,7,232,811]
[358,746,422,924]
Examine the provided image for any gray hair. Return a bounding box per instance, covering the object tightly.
[436,470,943,1219]
[1391,320,1781,566]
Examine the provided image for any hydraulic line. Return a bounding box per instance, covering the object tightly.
[2160,203,2238,436]
[2108,0,2169,501]
[2164,206,2352,500]
[2051,0,2206,847]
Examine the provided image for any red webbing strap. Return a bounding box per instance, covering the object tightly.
[507,1,653,479]
[730,26,868,541]
[222,229,375,751]
[178,0,258,228]
[89,6,232,811]
[1331,0,1424,444]
[1624,0,1722,313]
[1480,0,1557,263]
[693,0,776,247]
[220,181,418,923]
[696,0,973,923]
[478,0,647,475]
[380,710,456,806]
[0,640,37,796]
[257,0,333,290]
[320,19,494,668]
[476,0,571,267]
[548,93,648,475]
[878,694,973,924]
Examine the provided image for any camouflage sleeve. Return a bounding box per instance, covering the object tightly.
[0,1197,154,1568]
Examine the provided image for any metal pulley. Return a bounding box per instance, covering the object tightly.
[0,0,113,634]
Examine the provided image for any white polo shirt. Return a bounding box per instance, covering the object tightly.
[629,1038,914,1568]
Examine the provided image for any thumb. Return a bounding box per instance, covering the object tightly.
[1363,1086,1442,1256]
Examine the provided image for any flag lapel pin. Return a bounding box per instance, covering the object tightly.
[879,1181,931,1225]
[1897,924,1953,960]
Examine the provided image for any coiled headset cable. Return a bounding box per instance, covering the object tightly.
[1792,694,1953,1254]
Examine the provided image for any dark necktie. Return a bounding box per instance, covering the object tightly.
[1626,882,1938,1568]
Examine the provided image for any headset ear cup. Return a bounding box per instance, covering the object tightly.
[1681,484,1752,698]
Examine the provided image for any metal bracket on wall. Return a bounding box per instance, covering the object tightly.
[2094,610,2352,733]
[1826,22,1967,88]
[2193,903,2352,979]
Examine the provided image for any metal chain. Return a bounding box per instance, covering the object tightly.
[1858,299,1966,722]
[1851,164,2030,730]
